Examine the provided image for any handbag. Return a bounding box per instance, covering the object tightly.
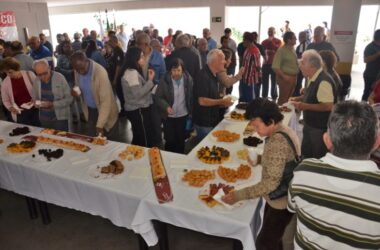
[268,131,301,200]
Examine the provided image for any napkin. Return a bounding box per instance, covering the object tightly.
[129,167,150,179]
[213,188,234,210]
[70,155,89,165]
[170,159,188,169]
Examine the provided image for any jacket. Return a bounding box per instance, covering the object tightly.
[121,69,154,111]
[73,60,118,132]
[154,71,193,119]
[32,71,73,121]
[1,70,35,122]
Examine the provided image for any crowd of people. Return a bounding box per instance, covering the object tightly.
[0,21,379,250]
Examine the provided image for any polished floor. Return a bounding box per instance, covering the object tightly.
[0,68,364,249]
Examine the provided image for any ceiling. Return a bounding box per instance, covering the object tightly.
[5,0,139,7]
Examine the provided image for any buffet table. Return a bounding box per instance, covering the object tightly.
[0,105,297,250]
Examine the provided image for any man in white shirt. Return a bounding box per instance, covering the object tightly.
[116,24,129,53]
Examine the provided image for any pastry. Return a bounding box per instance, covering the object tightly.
[182,169,215,187]
[230,111,246,121]
[217,165,252,183]
[7,141,36,153]
[197,146,230,164]
[212,130,240,142]
[243,136,263,147]
[148,147,167,180]
[9,126,30,136]
[29,135,90,152]
[199,183,235,208]
[118,145,145,160]
[100,160,124,175]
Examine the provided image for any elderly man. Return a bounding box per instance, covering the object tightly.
[197,38,208,68]
[193,49,233,140]
[166,34,200,81]
[116,25,129,53]
[71,51,118,139]
[90,30,103,49]
[288,100,380,249]
[10,41,34,71]
[72,32,82,52]
[82,28,90,42]
[28,36,54,69]
[32,59,72,131]
[290,50,337,159]
[39,33,53,53]
[307,26,339,60]
[136,32,166,84]
[203,28,217,50]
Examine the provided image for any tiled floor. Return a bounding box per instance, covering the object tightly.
[0,68,365,249]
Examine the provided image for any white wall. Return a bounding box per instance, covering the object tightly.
[0,2,51,44]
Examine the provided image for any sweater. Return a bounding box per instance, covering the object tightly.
[233,124,301,209]
[121,69,154,111]
[32,71,73,121]
[73,60,118,131]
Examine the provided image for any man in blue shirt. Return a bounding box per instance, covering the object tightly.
[90,30,104,49]
[203,28,217,50]
[28,36,54,70]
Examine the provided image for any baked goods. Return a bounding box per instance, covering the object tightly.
[33,149,64,161]
[9,126,30,136]
[182,169,215,187]
[237,149,249,160]
[230,111,246,121]
[243,136,263,147]
[236,103,248,110]
[41,128,107,145]
[217,164,251,183]
[197,146,230,164]
[148,147,167,180]
[118,145,145,161]
[24,135,90,152]
[199,183,235,208]
[0,139,4,144]
[100,160,124,175]
[212,130,240,142]
[279,106,291,112]
[7,141,36,153]
[243,123,256,136]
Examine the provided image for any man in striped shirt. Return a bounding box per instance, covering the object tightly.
[288,100,380,249]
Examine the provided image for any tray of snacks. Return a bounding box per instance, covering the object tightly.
[181,169,216,187]
[41,128,107,145]
[210,130,240,143]
[197,145,230,164]
[88,160,125,180]
[23,135,90,152]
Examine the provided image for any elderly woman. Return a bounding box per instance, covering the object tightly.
[272,31,299,105]
[154,58,193,153]
[0,57,39,125]
[121,47,155,147]
[32,59,72,131]
[222,98,300,250]
[319,50,344,101]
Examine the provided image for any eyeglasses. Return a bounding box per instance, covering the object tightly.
[36,71,49,77]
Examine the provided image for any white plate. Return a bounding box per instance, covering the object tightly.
[87,161,126,181]
[208,132,240,144]
[223,95,238,102]
[199,182,246,213]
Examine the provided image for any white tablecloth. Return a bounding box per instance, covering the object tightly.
[0,105,297,250]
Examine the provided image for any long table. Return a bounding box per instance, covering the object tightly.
[0,106,297,250]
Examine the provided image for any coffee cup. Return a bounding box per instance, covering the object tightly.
[73,86,81,95]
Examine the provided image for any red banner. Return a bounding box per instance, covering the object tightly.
[0,11,16,27]
[0,11,18,41]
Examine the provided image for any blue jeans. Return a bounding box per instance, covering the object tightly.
[194,124,213,141]
[239,82,256,103]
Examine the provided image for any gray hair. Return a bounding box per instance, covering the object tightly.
[33,59,49,70]
[175,34,190,48]
[303,49,323,69]
[207,49,224,64]
[328,100,378,159]
[136,32,151,45]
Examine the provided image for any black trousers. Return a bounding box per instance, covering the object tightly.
[16,108,40,127]
[87,107,119,141]
[301,124,328,159]
[362,74,377,101]
[126,106,153,147]
[255,203,294,250]
[261,64,278,99]
[163,115,187,154]
[293,71,304,97]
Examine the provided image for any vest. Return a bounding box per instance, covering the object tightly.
[303,70,337,130]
